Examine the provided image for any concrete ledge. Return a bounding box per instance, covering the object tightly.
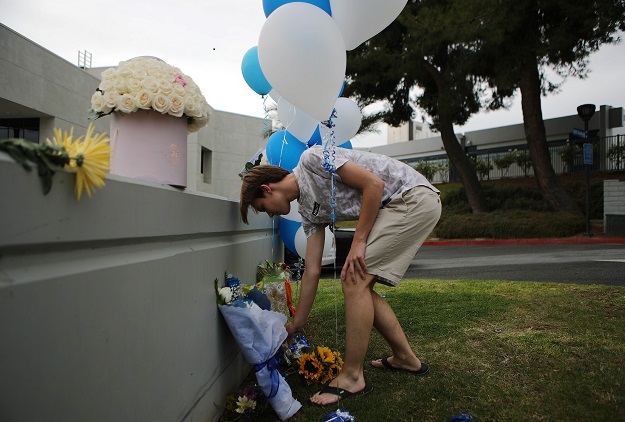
[0,155,278,422]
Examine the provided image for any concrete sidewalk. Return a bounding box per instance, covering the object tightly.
[423,235,625,247]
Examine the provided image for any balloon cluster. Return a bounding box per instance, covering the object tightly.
[241,0,408,259]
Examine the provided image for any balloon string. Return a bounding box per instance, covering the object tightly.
[262,95,269,135]
[321,109,337,223]
[321,108,340,356]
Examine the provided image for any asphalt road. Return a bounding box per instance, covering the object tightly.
[405,243,625,286]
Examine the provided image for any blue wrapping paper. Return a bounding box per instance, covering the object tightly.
[218,303,302,420]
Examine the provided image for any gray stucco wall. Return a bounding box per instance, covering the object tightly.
[0,154,280,422]
[604,179,625,235]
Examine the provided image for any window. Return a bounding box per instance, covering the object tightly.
[0,118,39,143]
[201,147,212,184]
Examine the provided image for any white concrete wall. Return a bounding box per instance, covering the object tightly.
[189,110,268,199]
[0,24,107,139]
[0,154,280,422]
[1,23,267,201]
[604,180,625,234]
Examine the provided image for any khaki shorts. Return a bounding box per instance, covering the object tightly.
[366,186,441,286]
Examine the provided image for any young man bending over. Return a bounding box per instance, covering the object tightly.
[239,146,441,405]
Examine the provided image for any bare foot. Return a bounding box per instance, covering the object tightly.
[371,355,423,372]
[309,376,367,406]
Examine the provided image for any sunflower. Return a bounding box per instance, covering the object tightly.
[334,350,344,367]
[48,124,110,201]
[320,363,342,385]
[298,352,323,383]
[317,346,336,364]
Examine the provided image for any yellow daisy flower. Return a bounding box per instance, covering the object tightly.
[47,124,110,200]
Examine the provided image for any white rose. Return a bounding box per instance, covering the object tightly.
[141,75,159,93]
[157,77,173,95]
[168,94,185,117]
[103,90,119,109]
[117,93,138,114]
[135,90,154,110]
[125,77,141,93]
[100,67,117,79]
[152,93,172,114]
[132,67,148,80]
[183,97,198,117]
[117,61,133,77]
[98,79,114,93]
[90,91,111,114]
[112,77,128,94]
[172,82,186,96]
[219,287,233,304]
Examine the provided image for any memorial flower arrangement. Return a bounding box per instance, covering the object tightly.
[256,261,296,317]
[89,56,211,133]
[0,123,110,200]
[222,384,267,421]
[297,344,343,385]
[215,272,301,420]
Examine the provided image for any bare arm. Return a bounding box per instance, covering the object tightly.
[335,161,384,282]
[285,228,325,343]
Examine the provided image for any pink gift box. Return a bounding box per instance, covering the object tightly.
[109,110,187,187]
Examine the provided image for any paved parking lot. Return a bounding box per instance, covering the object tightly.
[406,242,625,286]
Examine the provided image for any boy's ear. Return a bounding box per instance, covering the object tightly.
[260,184,271,194]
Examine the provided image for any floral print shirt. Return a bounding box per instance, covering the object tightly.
[292,146,439,237]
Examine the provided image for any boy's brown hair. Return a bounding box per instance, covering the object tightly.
[240,165,290,224]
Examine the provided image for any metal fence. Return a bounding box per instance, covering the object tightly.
[405,134,625,184]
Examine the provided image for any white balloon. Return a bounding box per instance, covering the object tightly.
[294,226,335,261]
[330,0,408,50]
[319,97,362,145]
[268,89,281,103]
[258,3,347,121]
[283,199,302,222]
[278,97,319,144]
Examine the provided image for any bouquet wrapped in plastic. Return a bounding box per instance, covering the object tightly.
[216,275,301,420]
[256,261,296,317]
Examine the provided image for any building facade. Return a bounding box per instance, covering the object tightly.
[371,107,625,183]
[0,23,267,200]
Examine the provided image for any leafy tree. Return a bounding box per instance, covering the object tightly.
[470,156,493,181]
[494,150,517,178]
[473,0,625,213]
[607,142,625,170]
[515,149,533,177]
[344,0,517,213]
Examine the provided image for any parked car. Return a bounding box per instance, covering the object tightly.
[284,226,354,270]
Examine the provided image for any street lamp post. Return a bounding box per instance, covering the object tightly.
[577,103,596,237]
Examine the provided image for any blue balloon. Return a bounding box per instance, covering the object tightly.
[241,46,272,96]
[266,130,308,172]
[279,217,301,254]
[340,140,353,149]
[263,0,331,17]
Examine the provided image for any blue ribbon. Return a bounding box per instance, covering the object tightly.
[322,108,338,223]
[254,355,280,399]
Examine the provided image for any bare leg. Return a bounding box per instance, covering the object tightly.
[309,273,376,405]
[370,289,423,371]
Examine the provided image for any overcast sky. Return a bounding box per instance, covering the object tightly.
[2,0,624,147]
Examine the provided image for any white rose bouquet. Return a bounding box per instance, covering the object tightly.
[89,57,211,133]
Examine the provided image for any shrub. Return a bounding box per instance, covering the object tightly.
[434,211,585,239]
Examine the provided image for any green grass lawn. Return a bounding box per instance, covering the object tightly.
[221,279,625,421]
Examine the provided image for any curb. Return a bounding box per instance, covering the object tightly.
[423,237,625,246]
